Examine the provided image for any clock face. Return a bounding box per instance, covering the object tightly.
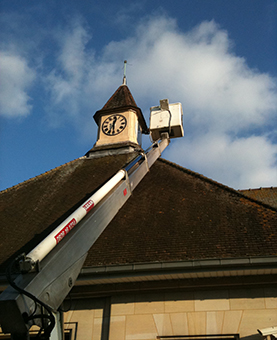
[102,114,127,136]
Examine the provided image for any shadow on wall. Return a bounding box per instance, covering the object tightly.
[241,334,261,340]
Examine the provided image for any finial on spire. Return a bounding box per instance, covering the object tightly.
[122,60,127,85]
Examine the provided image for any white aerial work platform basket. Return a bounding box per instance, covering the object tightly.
[149,99,184,141]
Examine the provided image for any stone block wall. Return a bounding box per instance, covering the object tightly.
[64,286,277,340]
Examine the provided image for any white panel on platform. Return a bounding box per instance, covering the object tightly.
[150,101,184,141]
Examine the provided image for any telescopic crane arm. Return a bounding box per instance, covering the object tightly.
[0,134,170,339]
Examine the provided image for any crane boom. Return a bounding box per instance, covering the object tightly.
[0,134,170,339]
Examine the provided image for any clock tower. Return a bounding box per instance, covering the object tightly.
[86,78,148,158]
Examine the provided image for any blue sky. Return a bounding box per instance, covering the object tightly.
[0,0,276,190]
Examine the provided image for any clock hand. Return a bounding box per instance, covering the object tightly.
[107,116,117,135]
[111,116,117,134]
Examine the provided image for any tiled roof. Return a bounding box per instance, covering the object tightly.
[0,155,276,273]
[85,158,277,267]
[239,187,277,209]
[0,153,138,272]
[101,84,138,110]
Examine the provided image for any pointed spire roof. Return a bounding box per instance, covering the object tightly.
[101,84,138,111]
[94,84,149,134]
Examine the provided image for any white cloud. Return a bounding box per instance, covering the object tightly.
[45,20,93,126]
[43,15,277,188]
[0,51,35,117]
[125,20,277,133]
[165,134,277,189]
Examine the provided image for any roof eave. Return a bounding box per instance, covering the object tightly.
[1,257,276,293]
[76,255,277,286]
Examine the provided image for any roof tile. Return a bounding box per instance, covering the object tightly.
[239,187,277,208]
[84,158,277,267]
[1,156,276,272]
